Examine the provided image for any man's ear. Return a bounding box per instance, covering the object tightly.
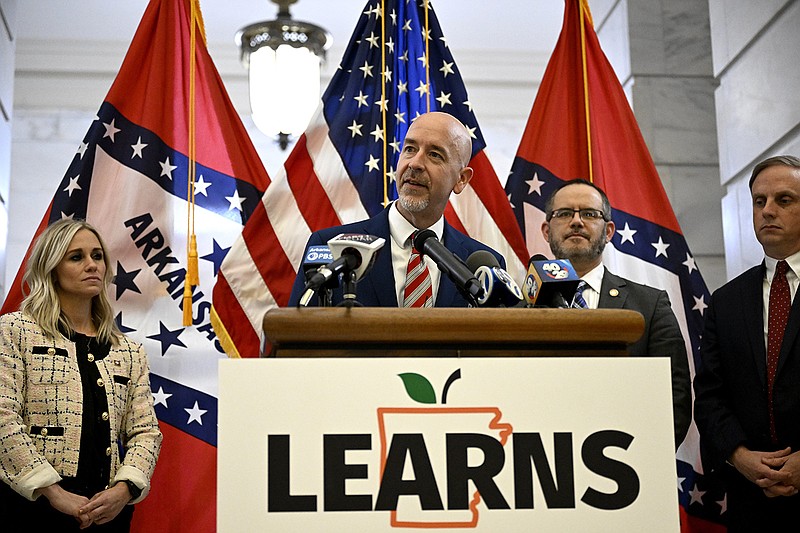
[452,167,473,194]
[605,220,616,242]
[541,220,551,243]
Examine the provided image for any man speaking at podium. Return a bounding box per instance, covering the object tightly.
[287,112,505,308]
[540,179,691,448]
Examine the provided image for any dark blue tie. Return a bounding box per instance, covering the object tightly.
[572,280,589,309]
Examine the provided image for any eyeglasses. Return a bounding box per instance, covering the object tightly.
[548,208,608,222]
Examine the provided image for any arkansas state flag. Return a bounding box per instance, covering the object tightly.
[504,1,724,531]
[1,1,270,531]
[212,0,529,358]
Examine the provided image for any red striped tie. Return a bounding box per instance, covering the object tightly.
[767,260,791,443]
[402,232,433,308]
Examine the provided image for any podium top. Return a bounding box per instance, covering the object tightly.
[262,307,645,358]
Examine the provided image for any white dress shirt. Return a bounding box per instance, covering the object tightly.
[388,202,444,306]
[576,263,605,309]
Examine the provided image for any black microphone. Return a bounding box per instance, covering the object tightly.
[301,245,335,282]
[466,251,524,308]
[413,229,484,305]
[299,233,386,306]
[523,254,581,308]
[302,253,360,294]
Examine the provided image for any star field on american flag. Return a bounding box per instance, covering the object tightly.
[323,0,487,213]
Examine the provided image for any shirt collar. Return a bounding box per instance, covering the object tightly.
[765,250,800,281]
[580,263,605,294]
[389,201,445,248]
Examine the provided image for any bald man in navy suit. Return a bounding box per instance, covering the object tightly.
[288,112,504,308]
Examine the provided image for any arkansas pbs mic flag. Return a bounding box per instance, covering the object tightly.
[504,1,722,531]
[1,1,271,531]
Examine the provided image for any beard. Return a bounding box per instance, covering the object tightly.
[398,194,430,213]
[549,230,607,263]
[397,169,430,213]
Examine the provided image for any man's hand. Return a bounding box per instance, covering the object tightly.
[729,445,799,497]
[78,482,131,527]
[37,483,92,528]
[761,449,800,497]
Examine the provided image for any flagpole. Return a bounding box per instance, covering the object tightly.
[424,1,430,112]
[183,0,200,326]
[380,0,389,206]
[579,0,594,182]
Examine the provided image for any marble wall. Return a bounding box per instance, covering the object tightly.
[593,0,726,292]
[710,0,800,278]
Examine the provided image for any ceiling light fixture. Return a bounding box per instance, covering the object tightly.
[236,0,332,149]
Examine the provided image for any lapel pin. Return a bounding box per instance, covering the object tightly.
[609,288,620,297]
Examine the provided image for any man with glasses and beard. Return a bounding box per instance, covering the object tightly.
[288,112,505,308]
[540,179,691,448]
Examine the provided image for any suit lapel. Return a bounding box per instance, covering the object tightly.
[744,264,768,385]
[358,207,398,307]
[777,265,800,378]
[598,270,628,309]
[435,223,466,307]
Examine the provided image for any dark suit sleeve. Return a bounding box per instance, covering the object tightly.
[649,290,692,448]
[693,291,748,472]
[286,232,325,307]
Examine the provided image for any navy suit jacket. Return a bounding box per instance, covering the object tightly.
[598,270,692,448]
[695,263,800,468]
[287,205,506,307]
[693,262,800,524]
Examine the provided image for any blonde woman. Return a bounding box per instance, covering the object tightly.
[0,219,161,531]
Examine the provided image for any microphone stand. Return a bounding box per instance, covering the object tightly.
[337,270,364,308]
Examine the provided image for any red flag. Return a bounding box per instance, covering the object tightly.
[505,1,724,531]
[2,1,270,530]
[212,0,528,358]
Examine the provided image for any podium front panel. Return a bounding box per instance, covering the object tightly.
[218,357,678,532]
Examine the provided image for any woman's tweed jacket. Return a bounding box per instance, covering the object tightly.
[0,311,162,502]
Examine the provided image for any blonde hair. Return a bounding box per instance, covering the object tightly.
[21,219,121,345]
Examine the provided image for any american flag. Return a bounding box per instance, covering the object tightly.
[212,0,528,357]
[504,1,725,531]
[1,1,269,531]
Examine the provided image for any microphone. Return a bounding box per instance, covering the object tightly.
[299,233,386,306]
[466,251,524,308]
[326,233,385,282]
[523,254,581,308]
[301,245,334,282]
[413,229,484,305]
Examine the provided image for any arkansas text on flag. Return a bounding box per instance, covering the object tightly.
[1,1,271,531]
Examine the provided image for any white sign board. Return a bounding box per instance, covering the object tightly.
[218,357,678,532]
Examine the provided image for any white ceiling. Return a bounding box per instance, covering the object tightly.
[15,1,565,57]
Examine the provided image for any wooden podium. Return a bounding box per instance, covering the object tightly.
[261,307,644,358]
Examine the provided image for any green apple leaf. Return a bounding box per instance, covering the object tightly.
[398,373,437,404]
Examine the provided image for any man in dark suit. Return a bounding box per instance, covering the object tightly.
[540,179,691,448]
[288,112,504,307]
[694,155,800,529]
